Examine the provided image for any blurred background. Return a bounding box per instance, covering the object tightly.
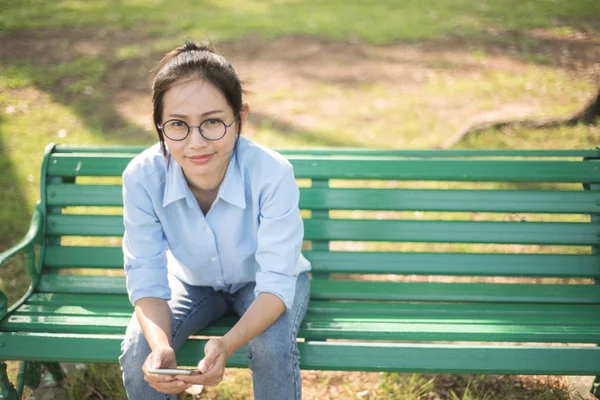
[1,0,599,398]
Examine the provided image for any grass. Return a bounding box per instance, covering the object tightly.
[2,0,599,43]
[1,0,599,398]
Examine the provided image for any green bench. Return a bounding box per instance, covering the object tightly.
[1,143,600,399]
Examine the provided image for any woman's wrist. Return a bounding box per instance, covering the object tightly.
[219,335,237,359]
[150,342,173,353]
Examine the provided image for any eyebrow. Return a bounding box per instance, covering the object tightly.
[168,110,224,118]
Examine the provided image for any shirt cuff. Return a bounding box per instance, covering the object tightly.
[125,266,171,305]
[254,271,297,310]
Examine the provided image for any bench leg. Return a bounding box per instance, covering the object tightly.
[41,362,65,386]
[22,362,43,390]
[591,376,600,398]
[0,362,19,400]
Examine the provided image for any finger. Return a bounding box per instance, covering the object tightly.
[150,379,189,393]
[200,344,221,373]
[153,383,194,395]
[181,365,223,386]
[179,374,220,387]
[175,373,206,385]
[198,357,214,373]
[145,373,176,383]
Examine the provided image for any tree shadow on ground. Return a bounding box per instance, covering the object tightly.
[1,27,370,150]
[0,116,34,304]
[1,23,598,150]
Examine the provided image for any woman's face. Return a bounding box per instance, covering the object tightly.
[160,78,246,187]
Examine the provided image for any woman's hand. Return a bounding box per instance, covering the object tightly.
[142,346,193,394]
[176,338,228,386]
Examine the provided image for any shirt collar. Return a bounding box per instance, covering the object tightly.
[162,153,246,210]
[217,151,246,209]
[162,160,192,208]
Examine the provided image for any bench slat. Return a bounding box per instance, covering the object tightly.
[53,145,600,158]
[293,158,600,182]
[310,279,600,304]
[306,251,600,277]
[26,293,130,308]
[47,184,600,215]
[302,188,600,214]
[44,246,600,278]
[306,300,600,319]
[17,304,132,317]
[47,214,123,237]
[47,184,123,207]
[38,275,126,295]
[46,214,600,245]
[4,313,600,343]
[304,219,600,245]
[36,275,600,304]
[44,246,123,269]
[13,302,600,327]
[1,332,600,375]
[25,293,600,319]
[48,154,600,182]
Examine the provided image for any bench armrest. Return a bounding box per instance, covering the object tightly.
[0,203,43,318]
[0,204,43,266]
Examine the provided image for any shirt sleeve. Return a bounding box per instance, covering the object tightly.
[254,167,304,310]
[122,170,171,305]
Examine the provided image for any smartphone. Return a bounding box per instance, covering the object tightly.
[148,368,200,376]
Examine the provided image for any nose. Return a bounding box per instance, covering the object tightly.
[188,125,208,147]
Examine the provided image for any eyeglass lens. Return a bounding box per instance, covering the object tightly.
[163,119,228,141]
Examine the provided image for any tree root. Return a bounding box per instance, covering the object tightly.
[442,88,600,149]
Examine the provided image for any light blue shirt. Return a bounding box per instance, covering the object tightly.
[122,136,311,310]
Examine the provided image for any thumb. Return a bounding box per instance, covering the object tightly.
[152,353,162,369]
[198,346,218,373]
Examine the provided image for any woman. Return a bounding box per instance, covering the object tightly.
[119,40,311,400]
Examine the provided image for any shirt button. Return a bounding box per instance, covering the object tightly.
[205,227,211,232]
[211,257,217,262]
[216,280,223,285]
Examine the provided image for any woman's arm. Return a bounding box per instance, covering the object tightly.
[135,297,172,351]
[122,168,192,394]
[136,298,194,394]
[221,292,285,358]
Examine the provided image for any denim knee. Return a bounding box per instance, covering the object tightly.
[119,320,175,400]
[247,329,299,368]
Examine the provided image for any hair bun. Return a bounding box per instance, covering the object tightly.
[179,39,216,54]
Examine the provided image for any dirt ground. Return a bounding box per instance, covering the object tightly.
[1,27,598,144]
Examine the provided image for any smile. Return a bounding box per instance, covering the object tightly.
[188,154,214,165]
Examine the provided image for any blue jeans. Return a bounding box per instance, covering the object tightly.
[119,272,310,400]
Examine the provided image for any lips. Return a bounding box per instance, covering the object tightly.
[188,153,214,165]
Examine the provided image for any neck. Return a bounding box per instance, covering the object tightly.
[183,154,231,194]
[185,168,225,194]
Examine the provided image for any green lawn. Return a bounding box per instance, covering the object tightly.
[2,0,599,43]
[0,0,598,398]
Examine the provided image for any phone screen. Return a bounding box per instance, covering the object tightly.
[148,368,200,376]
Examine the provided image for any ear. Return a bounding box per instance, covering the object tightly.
[238,103,250,132]
[152,112,159,129]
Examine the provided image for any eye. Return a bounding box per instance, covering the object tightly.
[172,120,187,127]
[204,118,221,126]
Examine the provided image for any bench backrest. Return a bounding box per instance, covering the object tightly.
[38,144,600,307]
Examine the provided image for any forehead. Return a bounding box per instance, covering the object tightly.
[162,78,229,115]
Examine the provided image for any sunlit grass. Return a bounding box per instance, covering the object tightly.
[2,0,598,44]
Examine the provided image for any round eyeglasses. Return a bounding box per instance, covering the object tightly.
[158,116,237,141]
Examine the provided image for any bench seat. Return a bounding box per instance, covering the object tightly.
[5,289,600,344]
